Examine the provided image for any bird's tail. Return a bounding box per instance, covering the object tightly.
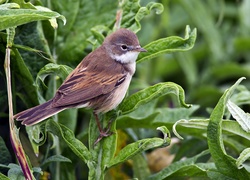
[14,100,65,126]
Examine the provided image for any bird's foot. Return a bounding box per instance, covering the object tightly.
[94,119,114,146]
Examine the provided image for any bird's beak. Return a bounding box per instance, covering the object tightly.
[135,46,147,52]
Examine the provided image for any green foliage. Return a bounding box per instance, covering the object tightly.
[147,150,211,180]
[0,2,66,31]
[207,78,250,179]
[1,0,250,179]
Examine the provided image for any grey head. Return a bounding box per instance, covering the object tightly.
[103,28,146,64]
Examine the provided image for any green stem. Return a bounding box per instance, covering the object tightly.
[52,29,61,180]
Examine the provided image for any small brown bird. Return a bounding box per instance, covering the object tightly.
[14,28,146,143]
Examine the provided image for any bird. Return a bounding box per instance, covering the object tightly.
[14,28,146,144]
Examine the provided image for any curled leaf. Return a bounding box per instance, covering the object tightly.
[172,119,188,140]
[137,25,197,63]
[36,63,73,102]
[236,148,250,169]
[119,82,191,115]
[120,0,164,32]
[156,126,171,144]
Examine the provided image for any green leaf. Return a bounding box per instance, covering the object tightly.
[117,105,198,130]
[36,63,73,102]
[34,63,78,148]
[41,155,72,167]
[230,85,250,106]
[0,137,12,166]
[6,163,41,179]
[55,0,118,65]
[36,63,73,83]
[174,119,250,142]
[120,0,164,32]
[54,0,163,65]
[207,77,250,179]
[117,112,160,129]
[227,100,250,133]
[11,48,39,107]
[7,164,25,180]
[207,170,236,180]
[45,120,91,164]
[107,126,171,168]
[137,25,197,63]
[9,0,36,9]
[89,25,109,47]
[5,163,42,180]
[0,173,9,180]
[88,112,118,180]
[119,82,190,115]
[0,3,66,31]
[59,163,76,180]
[147,150,210,180]
[25,125,43,155]
[14,21,54,79]
[0,2,20,9]
[236,148,250,169]
[132,154,150,179]
[157,126,170,142]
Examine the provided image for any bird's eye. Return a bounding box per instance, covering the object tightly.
[121,44,128,51]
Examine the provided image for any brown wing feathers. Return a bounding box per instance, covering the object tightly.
[14,100,65,125]
[14,47,128,125]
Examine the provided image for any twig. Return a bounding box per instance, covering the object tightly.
[114,1,123,30]
[5,28,34,180]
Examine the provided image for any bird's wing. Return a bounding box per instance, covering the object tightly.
[51,61,127,108]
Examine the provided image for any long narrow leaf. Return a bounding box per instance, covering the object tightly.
[45,120,91,164]
[207,77,250,179]
[227,100,250,132]
[173,119,250,141]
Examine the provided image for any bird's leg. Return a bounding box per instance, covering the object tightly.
[93,113,113,145]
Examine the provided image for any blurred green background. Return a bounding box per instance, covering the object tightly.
[137,0,250,115]
[1,0,250,179]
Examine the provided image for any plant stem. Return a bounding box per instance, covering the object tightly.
[5,28,34,180]
[52,26,61,180]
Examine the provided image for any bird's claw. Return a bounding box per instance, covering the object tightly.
[94,119,114,146]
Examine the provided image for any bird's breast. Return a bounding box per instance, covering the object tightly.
[95,74,132,113]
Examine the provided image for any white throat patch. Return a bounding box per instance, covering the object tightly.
[112,51,140,64]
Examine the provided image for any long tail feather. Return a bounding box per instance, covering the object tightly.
[14,100,65,126]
